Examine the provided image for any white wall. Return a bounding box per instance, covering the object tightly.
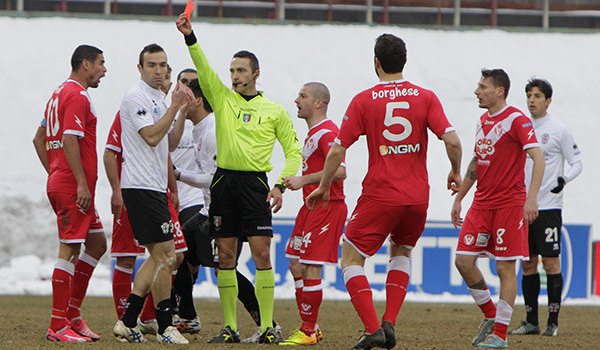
[1,17,598,247]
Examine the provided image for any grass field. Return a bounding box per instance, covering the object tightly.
[0,296,598,349]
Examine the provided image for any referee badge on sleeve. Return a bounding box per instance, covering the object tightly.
[213,216,222,231]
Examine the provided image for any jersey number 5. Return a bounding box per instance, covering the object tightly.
[45,97,60,137]
[383,102,412,142]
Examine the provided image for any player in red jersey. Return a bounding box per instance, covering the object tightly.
[452,69,545,349]
[306,34,462,349]
[104,112,145,319]
[32,45,107,342]
[279,82,347,346]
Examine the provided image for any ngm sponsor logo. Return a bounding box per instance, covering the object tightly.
[46,140,63,150]
[475,138,494,157]
[379,143,420,156]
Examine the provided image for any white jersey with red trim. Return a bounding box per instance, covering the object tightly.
[472,105,539,209]
[524,114,582,210]
[120,80,169,192]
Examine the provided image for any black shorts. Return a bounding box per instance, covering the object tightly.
[528,209,562,257]
[182,213,244,268]
[209,168,273,239]
[179,205,203,225]
[122,189,173,245]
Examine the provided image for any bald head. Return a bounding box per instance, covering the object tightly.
[304,82,330,108]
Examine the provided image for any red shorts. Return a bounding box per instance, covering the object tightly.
[457,206,528,260]
[110,207,145,257]
[168,196,188,254]
[285,201,347,265]
[48,192,104,244]
[343,196,427,257]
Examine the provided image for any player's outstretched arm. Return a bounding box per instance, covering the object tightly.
[524,147,545,224]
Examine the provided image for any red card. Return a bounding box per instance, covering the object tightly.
[184,0,195,20]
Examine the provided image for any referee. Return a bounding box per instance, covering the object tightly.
[176,15,302,344]
[509,78,583,337]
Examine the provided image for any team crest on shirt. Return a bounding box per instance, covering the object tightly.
[213,216,222,231]
[475,139,495,157]
[475,233,490,247]
[243,113,251,123]
[542,133,550,144]
[493,124,503,135]
[464,234,475,245]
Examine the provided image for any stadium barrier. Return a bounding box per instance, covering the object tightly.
[120,220,593,299]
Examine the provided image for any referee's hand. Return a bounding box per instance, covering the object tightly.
[267,187,283,213]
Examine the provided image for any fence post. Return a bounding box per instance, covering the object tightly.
[542,0,549,30]
[366,0,373,24]
[104,0,110,15]
[490,0,498,26]
[278,0,285,21]
[453,0,460,27]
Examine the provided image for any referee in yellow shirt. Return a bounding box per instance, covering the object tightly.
[176,14,302,344]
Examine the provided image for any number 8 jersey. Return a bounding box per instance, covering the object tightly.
[337,80,454,205]
[44,79,98,195]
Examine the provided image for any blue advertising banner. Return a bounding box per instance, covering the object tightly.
[123,220,592,299]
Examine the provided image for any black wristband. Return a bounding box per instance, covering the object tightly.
[184,31,197,46]
[274,184,286,194]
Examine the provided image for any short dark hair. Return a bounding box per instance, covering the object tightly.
[481,68,510,98]
[139,43,165,67]
[189,79,213,113]
[71,45,103,71]
[233,50,259,72]
[525,78,553,99]
[374,34,407,74]
[177,68,197,81]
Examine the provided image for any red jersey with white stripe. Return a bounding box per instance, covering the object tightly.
[45,79,98,195]
[302,119,344,201]
[337,80,454,205]
[105,111,123,174]
[472,105,539,209]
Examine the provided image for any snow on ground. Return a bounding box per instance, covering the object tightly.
[0,16,598,302]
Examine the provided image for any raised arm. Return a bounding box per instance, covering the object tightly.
[139,82,189,147]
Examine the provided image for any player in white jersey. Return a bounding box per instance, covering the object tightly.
[113,43,193,345]
[509,79,582,337]
[166,69,205,333]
